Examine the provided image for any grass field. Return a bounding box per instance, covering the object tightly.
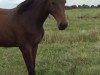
[0,8,100,75]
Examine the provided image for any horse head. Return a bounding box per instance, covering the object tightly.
[47,0,68,30]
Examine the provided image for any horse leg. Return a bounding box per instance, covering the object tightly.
[32,44,38,68]
[19,44,36,75]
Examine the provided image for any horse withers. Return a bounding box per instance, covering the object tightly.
[0,0,68,75]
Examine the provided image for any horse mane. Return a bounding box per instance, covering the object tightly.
[16,0,35,14]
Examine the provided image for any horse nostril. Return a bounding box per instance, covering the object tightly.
[58,23,68,30]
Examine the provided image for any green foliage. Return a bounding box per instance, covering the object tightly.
[0,8,100,75]
[65,4,100,9]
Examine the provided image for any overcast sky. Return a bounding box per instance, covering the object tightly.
[67,0,100,6]
[0,0,24,8]
[0,0,100,8]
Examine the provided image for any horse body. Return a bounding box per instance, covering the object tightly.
[0,1,47,47]
[0,9,16,46]
[0,0,68,75]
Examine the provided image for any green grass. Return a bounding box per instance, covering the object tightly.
[0,8,100,75]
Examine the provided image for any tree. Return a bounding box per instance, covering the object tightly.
[97,5,100,8]
[91,5,95,8]
[65,6,71,9]
[78,5,82,8]
[82,4,90,8]
[70,5,77,9]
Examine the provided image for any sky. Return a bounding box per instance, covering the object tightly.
[0,0,100,8]
[66,0,100,6]
[0,0,24,8]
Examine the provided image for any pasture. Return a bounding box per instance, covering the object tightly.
[0,8,100,75]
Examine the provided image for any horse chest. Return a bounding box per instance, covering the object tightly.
[26,29,44,44]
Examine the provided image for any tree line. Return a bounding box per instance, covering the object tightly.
[65,4,100,9]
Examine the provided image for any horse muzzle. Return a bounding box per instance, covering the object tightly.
[58,22,68,30]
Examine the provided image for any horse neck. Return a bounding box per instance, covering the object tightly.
[16,0,49,26]
[32,0,49,25]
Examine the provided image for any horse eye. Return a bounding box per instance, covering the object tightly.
[52,2,56,5]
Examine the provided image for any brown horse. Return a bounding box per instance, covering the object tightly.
[0,0,68,75]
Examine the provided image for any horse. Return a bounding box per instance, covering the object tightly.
[0,0,68,75]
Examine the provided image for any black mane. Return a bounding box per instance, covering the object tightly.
[17,0,34,14]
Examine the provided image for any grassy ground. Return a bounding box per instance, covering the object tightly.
[0,8,100,75]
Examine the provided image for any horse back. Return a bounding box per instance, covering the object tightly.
[0,8,20,47]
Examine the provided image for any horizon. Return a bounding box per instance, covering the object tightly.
[0,0,100,9]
